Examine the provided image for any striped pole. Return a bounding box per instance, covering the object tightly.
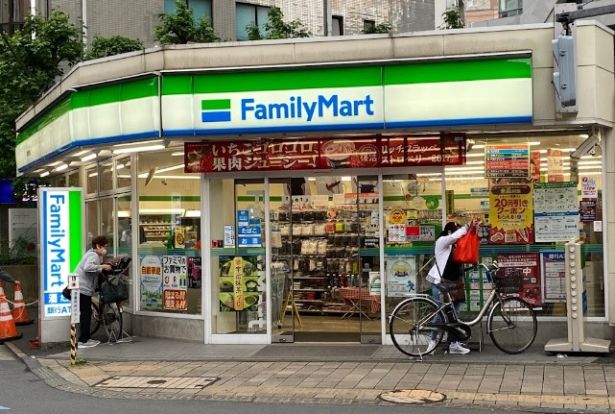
[70,323,77,365]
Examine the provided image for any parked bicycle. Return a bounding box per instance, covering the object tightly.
[389,261,537,357]
[89,257,131,343]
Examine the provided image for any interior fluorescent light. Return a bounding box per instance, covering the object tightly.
[140,208,185,215]
[431,176,485,181]
[117,210,131,218]
[445,167,485,172]
[185,210,201,217]
[73,150,90,157]
[47,161,62,167]
[172,151,184,157]
[466,153,485,158]
[113,139,162,148]
[528,141,541,146]
[307,177,316,181]
[472,144,485,149]
[81,153,96,162]
[113,144,165,155]
[466,161,485,165]
[54,163,68,172]
[416,173,442,177]
[150,175,199,180]
[88,172,98,177]
[157,164,184,173]
[40,171,50,177]
[341,176,352,182]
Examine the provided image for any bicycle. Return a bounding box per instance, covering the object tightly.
[89,257,131,344]
[389,261,537,357]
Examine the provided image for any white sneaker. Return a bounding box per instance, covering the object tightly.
[426,339,438,354]
[78,339,100,348]
[448,341,470,355]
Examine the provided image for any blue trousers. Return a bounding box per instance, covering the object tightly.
[431,283,464,342]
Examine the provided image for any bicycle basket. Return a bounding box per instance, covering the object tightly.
[100,275,129,304]
[493,270,523,294]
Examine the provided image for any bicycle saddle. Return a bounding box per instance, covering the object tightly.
[433,281,457,293]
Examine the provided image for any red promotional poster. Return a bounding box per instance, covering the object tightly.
[496,253,541,306]
[184,134,466,173]
[163,289,188,311]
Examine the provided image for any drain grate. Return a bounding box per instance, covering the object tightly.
[379,389,446,404]
[94,376,218,389]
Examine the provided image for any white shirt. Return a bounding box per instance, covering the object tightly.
[427,225,468,284]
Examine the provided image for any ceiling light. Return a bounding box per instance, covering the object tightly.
[185,210,201,217]
[172,151,184,157]
[113,144,165,155]
[416,173,442,177]
[140,208,185,215]
[472,144,485,149]
[341,176,352,182]
[117,210,131,218]
[81,153,96,162]
[113,139,162,148]
[528,141,541,146]
[466,153,485,158]
[47,161,62,167]
[307,177,316,181]
[54,163,68,172]
[157,164,184,173]
[73,150,90,157]
[40,171,50,177]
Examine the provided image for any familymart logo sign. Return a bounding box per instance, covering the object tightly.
[198,88,383,130]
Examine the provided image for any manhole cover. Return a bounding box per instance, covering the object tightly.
[379,389,446,404]
[94,376,218,389]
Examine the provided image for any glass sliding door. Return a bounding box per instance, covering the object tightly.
[209,178,268,342]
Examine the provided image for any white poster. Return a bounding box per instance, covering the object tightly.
[8,208,37,253]
[162,255,188,290]
[386,256,417,297]
[140,255,163,311]
[534,182,579,242]
[581,176,598,198]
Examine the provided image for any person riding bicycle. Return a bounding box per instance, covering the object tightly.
[426,219,480,355]
[76,236,112,349]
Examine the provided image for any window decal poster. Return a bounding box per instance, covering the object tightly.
[534,182,579,242]
[140,255,163,311]
[485,144,530,179]
[162,255,188,311]
[541,251,566,303]
[497,253,541,306]
[488,183,533,244]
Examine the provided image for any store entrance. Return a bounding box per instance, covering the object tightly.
[271,176,381,343]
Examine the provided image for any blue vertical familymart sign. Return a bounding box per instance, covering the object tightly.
[39,188,84,318]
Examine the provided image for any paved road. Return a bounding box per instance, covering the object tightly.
[0,344,516,414]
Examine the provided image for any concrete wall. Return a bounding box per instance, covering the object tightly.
[87,0,161,46]
[128,313,204,342]
[606,128,615,325]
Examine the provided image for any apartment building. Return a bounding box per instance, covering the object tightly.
[31,0,435,46]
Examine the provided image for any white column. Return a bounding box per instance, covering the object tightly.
[604,128,615,325]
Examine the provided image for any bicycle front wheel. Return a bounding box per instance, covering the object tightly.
[102,302,123,343]
[488,297,537,354]
[389,297,446,357]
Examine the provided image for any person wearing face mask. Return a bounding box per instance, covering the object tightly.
[76,235,112,348]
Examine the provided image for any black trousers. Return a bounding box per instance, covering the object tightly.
[78,294,92,343]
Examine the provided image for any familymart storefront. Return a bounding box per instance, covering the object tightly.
[18,22,615,346]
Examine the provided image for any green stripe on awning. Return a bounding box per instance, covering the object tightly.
[384,57,532,85]
[163,66,383,94]
[16,97,71,145]
[71,76,158,109]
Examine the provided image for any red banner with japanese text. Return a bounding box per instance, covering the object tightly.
[184,135,466,173]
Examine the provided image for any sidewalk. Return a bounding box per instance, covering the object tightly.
[5,328,615,412]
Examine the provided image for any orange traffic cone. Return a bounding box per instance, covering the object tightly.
[12,281,32,325]
[0,292,21,343]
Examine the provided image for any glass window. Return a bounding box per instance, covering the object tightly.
[164,0,212,21]
[117,195,133,309]
[210,178,267,334]
[332,15,343,36]
[137,150,202,315]
[100,160,113,193]
[49,174,66,187]
[499,0,522,17]
[236,2,270,40]
[100,197,115,257]
[86,166,97,195]
[363,19,375,32]
[116,156,132,189]
[86,200,98,247]
[68,171,80,187]
[446,134,604,317]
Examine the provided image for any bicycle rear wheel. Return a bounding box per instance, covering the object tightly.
[488,297,537,354]
[389,297,446,357]
[102,302,123,343]
[90,301,100,336]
